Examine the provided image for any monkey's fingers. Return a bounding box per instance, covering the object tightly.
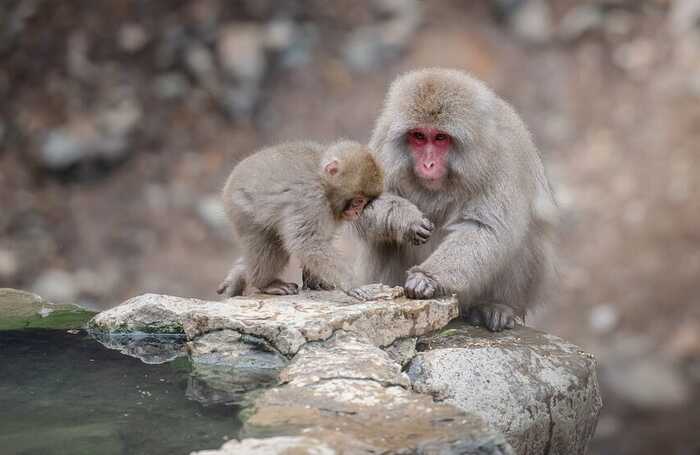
[405,275,424,298]
[418,280,436,298]
[405,271,439,299]
[411,219,435,245]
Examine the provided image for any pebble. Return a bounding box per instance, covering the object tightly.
[558,4,603,41]
[185,43,216,80]
[118,23,149,53]
[153,72,190,100]
[670,0,700,35]
[217,23,266,82]
[37,92,141,171]
[510,0,553,44]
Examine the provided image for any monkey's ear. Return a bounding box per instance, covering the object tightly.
[324,159,340,177]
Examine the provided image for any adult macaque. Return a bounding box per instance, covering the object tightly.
[217,140,383,297]
[353,68,556,331]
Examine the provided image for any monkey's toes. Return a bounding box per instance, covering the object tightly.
[467,303,517,332]
[303,281,332,291]
[262,281,299,295]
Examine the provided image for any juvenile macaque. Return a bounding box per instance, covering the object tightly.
[217,140,383,297]
[351,68,557,331]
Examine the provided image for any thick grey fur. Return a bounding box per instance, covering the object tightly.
[353,68,557,331]
[218,141,366,297]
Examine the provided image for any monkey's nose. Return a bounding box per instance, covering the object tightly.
[424,162,435,169]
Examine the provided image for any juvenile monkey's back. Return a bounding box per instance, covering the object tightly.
[222,141,325,225]
[227,141,322,193]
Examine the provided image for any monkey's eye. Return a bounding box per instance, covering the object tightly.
[411,131,427,141]
[434,133,449,142]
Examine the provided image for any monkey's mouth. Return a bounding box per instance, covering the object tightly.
[342,209,361,221]
[416,174,446,191]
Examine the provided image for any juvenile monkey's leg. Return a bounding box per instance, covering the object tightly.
[246,231,298,295]
[217,257,247,297]
[281,215,351,292]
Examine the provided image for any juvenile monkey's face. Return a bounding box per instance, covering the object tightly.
[406,127,452,190]
[342,195,369,221]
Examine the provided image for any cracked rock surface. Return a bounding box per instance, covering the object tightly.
[89,292,600,454]
[229,331,513,455]
[90,291,513,453]
[186,330,288,406]
[409,322,602,455]
[88,290,458,355]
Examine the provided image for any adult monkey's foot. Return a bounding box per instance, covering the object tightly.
[466,302,521,332]
[302,268,336,291]
[261,280,299,295]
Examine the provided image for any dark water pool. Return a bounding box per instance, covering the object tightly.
[0,329,241,455]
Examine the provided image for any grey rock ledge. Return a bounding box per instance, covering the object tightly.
[409,323,603,455]
[88,291,600,454]
[88,289,458,355]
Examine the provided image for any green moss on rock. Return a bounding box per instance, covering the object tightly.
[0,288,96,331]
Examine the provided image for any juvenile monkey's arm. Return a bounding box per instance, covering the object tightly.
[354,194,434,245]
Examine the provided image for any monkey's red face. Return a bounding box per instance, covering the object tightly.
[342,195,369,221]
[407,128,451,189]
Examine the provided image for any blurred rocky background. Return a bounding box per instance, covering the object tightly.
[0,0,698,453]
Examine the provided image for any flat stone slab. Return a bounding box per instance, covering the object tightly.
[280,331,409,388]
[89,290,459,355]
[408,323,602,455]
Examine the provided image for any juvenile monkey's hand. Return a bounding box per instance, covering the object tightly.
[405,216,434,245]
[405,270,442,299]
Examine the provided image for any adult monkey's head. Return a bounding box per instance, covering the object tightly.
[370,68,501,193]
